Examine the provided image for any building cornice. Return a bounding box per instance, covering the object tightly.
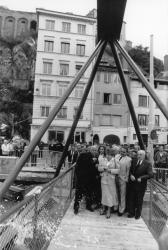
[38,28,95,37]
[36,8,96,24]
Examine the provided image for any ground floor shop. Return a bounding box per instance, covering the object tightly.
[31,124,91,144]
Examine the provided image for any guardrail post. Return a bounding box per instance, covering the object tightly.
[33,194,39,243]
[149,180,153,227]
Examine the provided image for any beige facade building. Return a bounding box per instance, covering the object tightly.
[127,77,168,145]
[92,57,130,145]
[31,8,96,143]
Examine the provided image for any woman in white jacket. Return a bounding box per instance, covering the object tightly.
[98,148,120,218]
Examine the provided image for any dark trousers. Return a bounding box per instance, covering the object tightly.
[92,177,101,207]
[74,182,93,210]
[128,184,146,217]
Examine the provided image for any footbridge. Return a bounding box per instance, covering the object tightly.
[0,0,168,249]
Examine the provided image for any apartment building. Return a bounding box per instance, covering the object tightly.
[92,57,130,145]
[31,8,96,143]
[92,21,129,145]
[128,73,168,146]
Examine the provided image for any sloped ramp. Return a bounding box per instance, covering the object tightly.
[48,201,158,250]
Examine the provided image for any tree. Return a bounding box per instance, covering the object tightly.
[0,37,36,139]
[0,36,36,82]
[128,45,164,77]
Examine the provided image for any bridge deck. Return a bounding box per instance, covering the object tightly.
[48,201,158,250]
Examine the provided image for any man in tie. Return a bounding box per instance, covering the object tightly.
[127,150,153,219]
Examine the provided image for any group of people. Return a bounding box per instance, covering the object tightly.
[72,144,153,220]
[154,145,168,184]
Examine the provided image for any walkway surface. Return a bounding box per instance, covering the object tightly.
[48,201,158,250]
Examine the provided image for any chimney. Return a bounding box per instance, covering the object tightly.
[164,55,168,71]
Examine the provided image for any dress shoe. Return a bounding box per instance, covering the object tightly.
[74,208,79,215]
[118,212,123,217]
[127,214,134,218]
[135,215,140,219]
[86,206,94,212]
[106,210,111,219]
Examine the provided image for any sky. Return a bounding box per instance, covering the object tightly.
[1,0,168,61]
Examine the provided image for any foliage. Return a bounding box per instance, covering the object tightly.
[0,80,32,139]
[128,45,164,77]
[0,37,36,139]
[0,36,36,81]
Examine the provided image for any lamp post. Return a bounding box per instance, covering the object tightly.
[147,35,155,164]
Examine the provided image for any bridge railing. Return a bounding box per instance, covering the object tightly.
[9,149,65,168]
[0,164,75,250]
[142,179,168,241]
[153,168,168,187]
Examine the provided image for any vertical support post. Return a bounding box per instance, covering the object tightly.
[148,35,155,164]
[114,40,168,121]
[54,40,107,178]
[33,194,38,242]
[0,40,104,200]
[109,41,145,150]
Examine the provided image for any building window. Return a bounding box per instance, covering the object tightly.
[74,85,83,98]
[57,107,67,119]
[73,131,85,143]
[112,115,121,126]
[103,93,111,105]
[113,73,121,85]
[104,72,111,83]
[76,44,85,56]
[74,107,83,119]
[139,95,148,107]
[75,65,83,74]
[77,24,86,34]
[44,40,54,52]
[45,20,55,30]
[96,72,101,82]
[48,130,64,142]
[58,82,68,97]
[40,106,50,117]
[61,42,70,54]
[42,83,51,96]
[133,134,137,140]
[60,63,69,76]
[138,114,148,126]
[43,62,52,74]
[62,22,71,32]
[155,115,160,126]
[101,115,111,126]
[113,94,122,104]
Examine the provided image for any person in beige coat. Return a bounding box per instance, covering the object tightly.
[98,148,120,218]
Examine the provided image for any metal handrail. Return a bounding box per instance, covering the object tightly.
[0,165,74,224]
[142,178,168,241]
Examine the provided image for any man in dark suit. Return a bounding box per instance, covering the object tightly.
[127,150,153,219]
[73,147,97,214]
